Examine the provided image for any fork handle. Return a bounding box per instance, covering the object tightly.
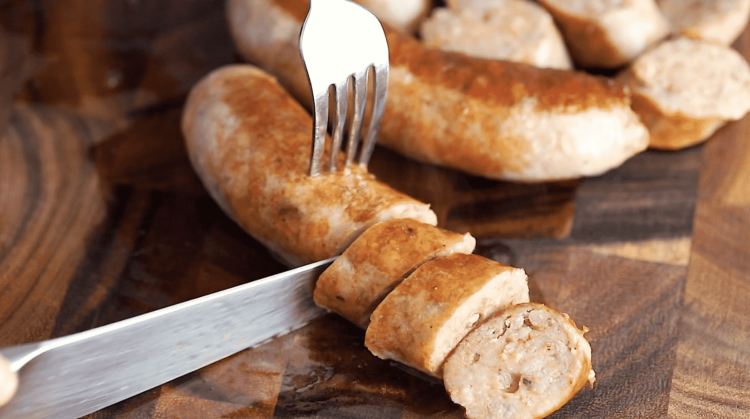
[0,354,18,408]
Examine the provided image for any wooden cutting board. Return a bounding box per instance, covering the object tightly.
[1,1,749,417]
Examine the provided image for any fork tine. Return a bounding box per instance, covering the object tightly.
[346,70,368,166]
[359,63,389,167]
[328,82,348,172]
[300,0,389,175]
[309,90,329,177]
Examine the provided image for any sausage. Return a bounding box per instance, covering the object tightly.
[181,64,436,267]
[419,0,573,70]
[444,303,595,419]
[617,37,750,150]
[313,218,476,328]
[354,0,432,34]
[365,253,529,378]
[657,0,750,46]
[226,0,649,182]
[537,0,669,69]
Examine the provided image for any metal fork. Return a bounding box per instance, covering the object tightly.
[299,0,389,177]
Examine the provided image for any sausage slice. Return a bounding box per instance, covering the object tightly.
[444,303,595,419]
[314,218,476,328]
[365,253,529,378]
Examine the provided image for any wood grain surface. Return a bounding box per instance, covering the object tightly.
[1,0,749,418]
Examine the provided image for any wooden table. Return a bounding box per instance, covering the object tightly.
[1,1,749,417]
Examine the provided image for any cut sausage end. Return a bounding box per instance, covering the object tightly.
[444,303,594,419]
[314,219,475,328]
[657,0,750,46]
[365,254,529,378]
[619,37,750,149]
[420,0,573,70]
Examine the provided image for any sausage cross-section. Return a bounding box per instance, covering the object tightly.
[618,37,750,150]
[444,303,595,419]
[365,253,530,378]
[537,0,669,69]
[314,218,476,328]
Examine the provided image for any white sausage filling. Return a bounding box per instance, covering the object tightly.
[444,304,593,419]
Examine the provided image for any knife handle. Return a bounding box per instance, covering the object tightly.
[0,354,18,408]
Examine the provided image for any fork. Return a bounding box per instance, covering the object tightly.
[299,0,390,177]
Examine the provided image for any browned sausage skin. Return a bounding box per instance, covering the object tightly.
[365,253,530,378]
[314,219,476,328]
[227,0,649,182]
[182,65,436,266]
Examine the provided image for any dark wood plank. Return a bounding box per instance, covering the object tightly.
[667,29,750,414]
[273,315,458,419]
[91,108,206,196]
[0,105,106,346]
[1,0,749,417]
[570,147,701,243]
[497,242,686,419]
[369,147,579,239]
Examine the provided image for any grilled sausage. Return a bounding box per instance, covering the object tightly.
[617,37,750,150]
[537,0,669,69]
[181,64,436,266]
[227,0,649,182]
[314,218,476,328]
[365,253,529,378]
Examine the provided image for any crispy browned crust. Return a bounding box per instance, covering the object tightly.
[228,0,645,181]
[181,65,435,266]
[387,32,628,112]
[314,219,475,328]
[270,0,627,110]
[365,253,528,377]
[378,30,630,177]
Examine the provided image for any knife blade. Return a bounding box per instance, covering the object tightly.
[0,257,335,419]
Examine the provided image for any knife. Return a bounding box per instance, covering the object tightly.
[0,257,335,419]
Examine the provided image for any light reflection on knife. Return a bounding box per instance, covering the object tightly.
[0,257,336,419]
